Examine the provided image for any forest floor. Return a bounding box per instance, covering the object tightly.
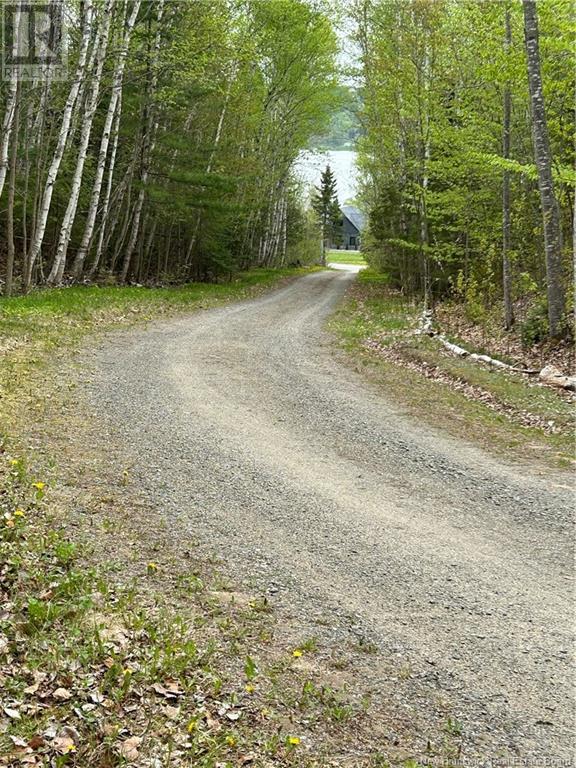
[329,269,574,469]
[0,268,574,767]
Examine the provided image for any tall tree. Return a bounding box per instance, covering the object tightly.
[24,0,95,290]
[502,4,514,330]
[522,0,565,337]
[312,165,341,265]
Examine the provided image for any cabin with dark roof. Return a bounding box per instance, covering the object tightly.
[331,205,365,250]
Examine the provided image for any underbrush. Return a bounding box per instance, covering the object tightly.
[329,270,574,467]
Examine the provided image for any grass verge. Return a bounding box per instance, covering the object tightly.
[326,251,367,266]
[328,269,574,468]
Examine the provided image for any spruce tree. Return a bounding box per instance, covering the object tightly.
[312,165,341,265]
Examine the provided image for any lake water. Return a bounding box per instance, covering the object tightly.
[294,149,359,204]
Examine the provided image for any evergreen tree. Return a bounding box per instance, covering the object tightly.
[312,165,341,265]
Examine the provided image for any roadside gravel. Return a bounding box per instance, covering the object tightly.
[83,269,574,762]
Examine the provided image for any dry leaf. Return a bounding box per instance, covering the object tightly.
[164,705,180,721]
[52,687,72,701]
[118,736,142,761]
[4,706,21,719]
[89,691,105,704]
[9,735,28,748]
[27,736,45,750]
[53,736,75,754]
[152,681,183,698]
[60,726,80,742]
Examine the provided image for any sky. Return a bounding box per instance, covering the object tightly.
[294,149,359,205]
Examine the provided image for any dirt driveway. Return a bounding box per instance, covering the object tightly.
[85,269,574,761]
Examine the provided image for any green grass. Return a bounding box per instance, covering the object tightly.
[326,250,367,266]
[0,266,310,346]
[329,269,574,467]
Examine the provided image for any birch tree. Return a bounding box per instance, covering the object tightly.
[48,0,114,285]
[0,2,22,200]
[72,0,141,279]
[25,0,95,290]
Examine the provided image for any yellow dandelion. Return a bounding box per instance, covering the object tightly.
[9,459,19,466]
[147,562,158,574]
[63,744,76,754]
[287,736,300,746]
[123,667,133,676]
[292,649,303,658]
[187,717,198,733]
[14,509,25,517]
[245,683,255,694]
[32,481,45,490]
[225,735,236,747]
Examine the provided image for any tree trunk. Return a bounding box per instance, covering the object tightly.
[5,82,20,296]
[0,2,21,200]
[502,4,514,330]
[24,0,94,290]
[87,91,122,278]
[72,0,141,279]
[522,0,565,336]
[120,0,165,284]
[48,0,113,285]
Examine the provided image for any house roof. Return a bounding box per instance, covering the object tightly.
[341,205,366,232]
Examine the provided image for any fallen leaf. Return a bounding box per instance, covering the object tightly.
[225,710,241,721]
[164,705,180,720]
[89,691,105,704]
[53,736,76,754]
[52,687,72,701]
[9,736,28,747]
[118,736,142,761]
[60,726,80,742]
[4,706,21,719]
[27,736,45,750]
[152,681,183,698]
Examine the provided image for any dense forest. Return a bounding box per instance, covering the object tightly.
[0,0,574,342]
[355,0,574,340]
[0,0,337,292]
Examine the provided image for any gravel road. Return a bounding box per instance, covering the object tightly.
[88,269,574,761]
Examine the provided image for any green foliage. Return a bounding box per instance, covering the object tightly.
[355,0,574,335]
[312,165,342,256]
[0,0,338,290]
[520,300,549,347]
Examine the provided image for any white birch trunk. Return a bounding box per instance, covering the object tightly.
[72,0,141,279]
[88,90,122,278]
[25,0,94,289]
[0,2,22,199]
[48,0,113,284]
